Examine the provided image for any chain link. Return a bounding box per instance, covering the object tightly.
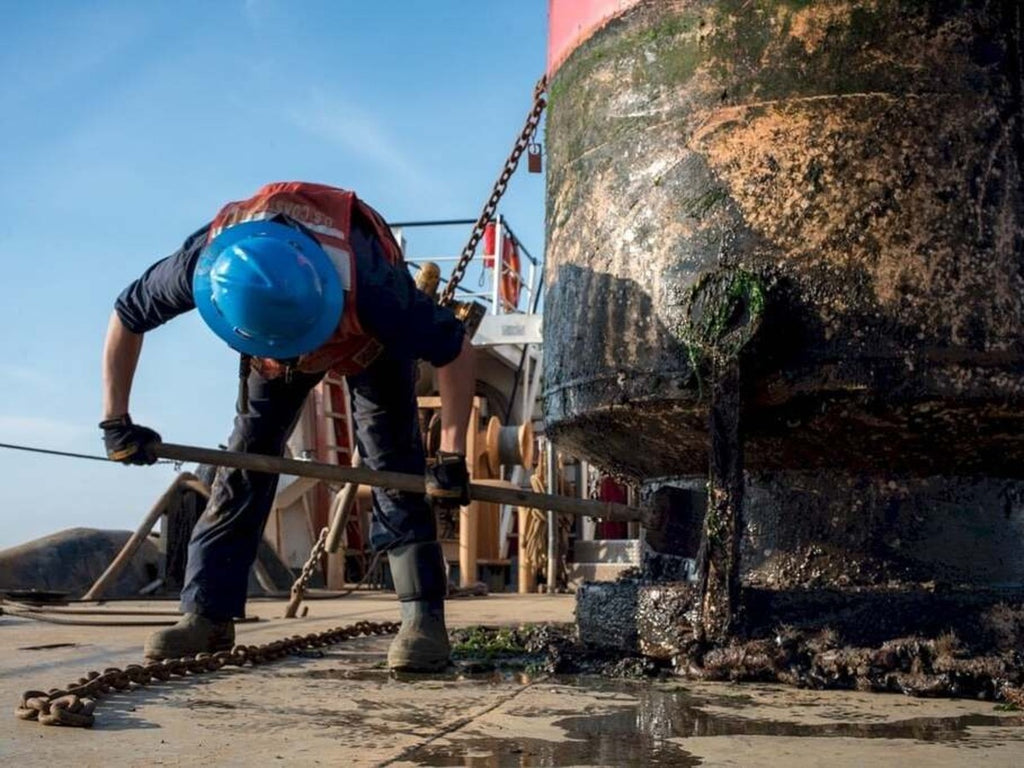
[289,525,329,606]
[14,618,399,728]
[439,75,547,307]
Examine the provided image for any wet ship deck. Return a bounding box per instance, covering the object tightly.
[2,593,1023,766]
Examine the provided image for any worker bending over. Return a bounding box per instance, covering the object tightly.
[100,181,473,672]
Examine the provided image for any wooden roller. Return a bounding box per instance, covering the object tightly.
[485,416,534,474]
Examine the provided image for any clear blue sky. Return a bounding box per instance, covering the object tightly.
[0,0,547,549]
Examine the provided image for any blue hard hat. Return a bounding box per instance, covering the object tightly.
[193,220,344,359]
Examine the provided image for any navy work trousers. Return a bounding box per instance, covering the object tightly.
[180,353,436,620]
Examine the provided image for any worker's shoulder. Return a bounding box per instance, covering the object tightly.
[175,224,213,262]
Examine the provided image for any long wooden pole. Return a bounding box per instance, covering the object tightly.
[153,443,647,525]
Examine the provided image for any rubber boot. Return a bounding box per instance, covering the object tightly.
[386,541,451,672]
[144,613,235,660]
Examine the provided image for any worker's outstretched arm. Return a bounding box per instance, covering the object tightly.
[102,310,143,419]
[424,335,474,508]
[437,335,475,455]
[99,226,210,463]
[100,311,161,464]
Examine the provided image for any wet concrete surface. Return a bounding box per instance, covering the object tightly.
[390,670,1024,766]
[3,595,1024,766]
[404,681,1024,767]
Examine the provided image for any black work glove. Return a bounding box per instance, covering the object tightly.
[425,451,470,508]
[100,415,162,465]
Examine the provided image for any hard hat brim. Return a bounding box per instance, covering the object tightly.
[193,220,345,360]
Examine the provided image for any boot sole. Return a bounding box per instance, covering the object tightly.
[386,652,451,673]
[144,640,234,661]
[387,660,451,673]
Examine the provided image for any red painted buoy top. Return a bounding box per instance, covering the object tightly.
[547,0,642,76]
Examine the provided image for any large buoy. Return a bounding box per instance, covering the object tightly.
[544,1,1024,588]
[544,0,1024,479]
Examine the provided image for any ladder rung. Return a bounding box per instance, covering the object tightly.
[323,376,346,387]
[324,410,347,419]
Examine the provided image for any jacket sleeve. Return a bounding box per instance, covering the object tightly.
[114,225,210,334]
[349,224,466,367]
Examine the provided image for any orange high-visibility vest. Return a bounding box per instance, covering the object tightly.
[208,181,404,377]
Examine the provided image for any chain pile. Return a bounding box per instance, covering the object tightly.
[14,619,399,728]
[439,75,547,306]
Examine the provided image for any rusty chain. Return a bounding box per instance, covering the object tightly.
[439,75,547,307]
[14,618,399,728]
[288,525,329,607]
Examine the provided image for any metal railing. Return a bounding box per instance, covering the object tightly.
[392,216,541,317]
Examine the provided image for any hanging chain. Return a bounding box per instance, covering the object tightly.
[14,618,399,728]
[288,525,329,609]
[439,75,547,307]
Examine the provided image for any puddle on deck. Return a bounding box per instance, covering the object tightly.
[405,680,1023,766]
[288,666,1024,766]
